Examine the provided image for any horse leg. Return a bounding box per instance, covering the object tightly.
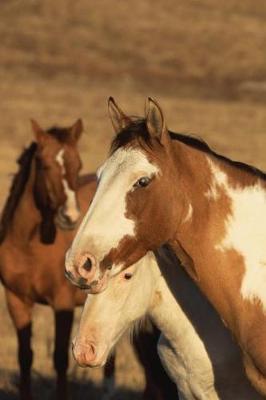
[102,353,116,400]
[53,309,74,400]
[5,289,33,400]
[132,319,178,400]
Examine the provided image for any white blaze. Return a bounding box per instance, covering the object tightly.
[70,147,160,272]
[55,148,80,222]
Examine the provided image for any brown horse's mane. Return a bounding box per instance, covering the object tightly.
[0,142,37,244]
[111,118,266,181]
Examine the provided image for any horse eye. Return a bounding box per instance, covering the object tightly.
[124,272,133,280]
[133,176,151,189]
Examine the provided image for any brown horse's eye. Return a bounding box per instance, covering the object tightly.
[133,176,151,189]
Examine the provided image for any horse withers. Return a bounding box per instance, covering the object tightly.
[72,247,262,399]
[65,98,266,395]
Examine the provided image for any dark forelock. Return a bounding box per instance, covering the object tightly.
[46,126,71,143]
[110,118,153,154]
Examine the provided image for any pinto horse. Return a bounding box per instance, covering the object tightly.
[72,247,262,399]
[66,98,266,395]
[0,119,175,400]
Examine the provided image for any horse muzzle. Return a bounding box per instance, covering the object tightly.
[65,250,109,293]
[72,339,107,368]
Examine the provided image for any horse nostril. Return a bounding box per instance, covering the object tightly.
[77,277,91,289]
[83,257,92,271]
[77,253,96,282]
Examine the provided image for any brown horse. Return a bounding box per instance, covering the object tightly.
[0,119,176,400]
[66,98,266,395]
[0,119,101,400]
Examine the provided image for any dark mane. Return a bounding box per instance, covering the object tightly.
[47,126,71,143]
[170,131,266,181]
[111,119,266,181]
[0,142,37,244]
[111,119,152,153]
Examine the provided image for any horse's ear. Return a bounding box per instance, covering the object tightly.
[31,119,49,146]
[108,97,132,133]
[69,118,83,143]
[145,98,168,144]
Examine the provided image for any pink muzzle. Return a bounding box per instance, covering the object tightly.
[72,340,97,367]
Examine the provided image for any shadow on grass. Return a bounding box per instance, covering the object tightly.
[0,369,142,400]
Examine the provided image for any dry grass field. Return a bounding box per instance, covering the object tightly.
[0,0,266,399]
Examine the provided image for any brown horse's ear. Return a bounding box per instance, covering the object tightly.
[108,97,132,133]
[69,118,83,143]
[145,98,168,144]
[31,119,49,147]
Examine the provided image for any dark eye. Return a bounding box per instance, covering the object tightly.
[124,272,133,280]
[133,176,151,189]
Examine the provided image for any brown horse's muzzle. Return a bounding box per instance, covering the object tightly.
[56,203,80,230]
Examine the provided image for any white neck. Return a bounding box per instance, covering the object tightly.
[147,249,262,399]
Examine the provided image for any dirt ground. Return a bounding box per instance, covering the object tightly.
[0,1,266,399]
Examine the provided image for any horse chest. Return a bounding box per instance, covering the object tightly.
[0,243,63,301]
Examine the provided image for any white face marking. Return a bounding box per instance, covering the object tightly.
[55,149,66,173]
[70,148,160,270]
[61,178,80,222]
[96,162,106,181]
[55,148,80,223]
[209,161,266,312]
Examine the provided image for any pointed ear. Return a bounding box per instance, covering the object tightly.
[30,119,49,146]
[108,97,132,133]
[69,118,83,143]
[145,98,168,144]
